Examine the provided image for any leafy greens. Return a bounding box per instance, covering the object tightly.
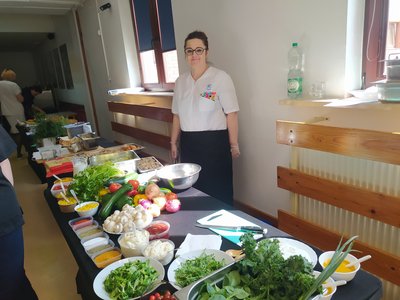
[175,253,224,288]
[68,162,120,202]
[103,260,158,300]
[197,233,317,300]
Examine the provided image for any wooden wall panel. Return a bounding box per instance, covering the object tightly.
[278,210,400,286]
[277,166,400,228]
[276,120,400,165]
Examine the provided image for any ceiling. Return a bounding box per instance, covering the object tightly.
[0,0,86,51]
[0,0,85,15]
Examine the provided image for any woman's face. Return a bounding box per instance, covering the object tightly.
[185,38,208,69]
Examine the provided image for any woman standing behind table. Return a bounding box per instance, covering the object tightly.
[0,69,25,157]
[170,31,240,205]
[0,125,38,299]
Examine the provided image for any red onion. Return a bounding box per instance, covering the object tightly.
[139,199,152,209]
[165,199,181,213]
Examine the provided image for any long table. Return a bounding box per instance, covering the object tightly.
[44,187,383,300]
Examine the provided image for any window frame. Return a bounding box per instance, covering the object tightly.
[130,0,176,91]
[362,0,389,88]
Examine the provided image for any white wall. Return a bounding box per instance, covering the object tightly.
[0,52,38,87]
[171,0,352,215]
[77,0,140,137]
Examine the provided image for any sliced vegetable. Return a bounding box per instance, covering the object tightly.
[99,183,133,219]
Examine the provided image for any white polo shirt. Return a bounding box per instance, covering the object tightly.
[0,80,23,116]
[172,66,239,132]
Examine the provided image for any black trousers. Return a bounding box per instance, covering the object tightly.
[180,129,233,205]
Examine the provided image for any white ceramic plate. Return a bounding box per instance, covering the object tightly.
[167,249,235,291]
[273,237,318,267]
[93,256,165,300]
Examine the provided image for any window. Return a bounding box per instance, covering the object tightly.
[363,0,400,87]
[131,0,179,91]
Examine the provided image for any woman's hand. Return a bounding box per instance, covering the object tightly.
[230,145,240,158]
[170,143,178,161]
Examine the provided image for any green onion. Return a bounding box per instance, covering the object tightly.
[300,235,358,300]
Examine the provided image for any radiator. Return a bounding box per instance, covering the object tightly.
[292,148,400,300]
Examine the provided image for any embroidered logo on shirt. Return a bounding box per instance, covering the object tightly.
[200,84,217,101]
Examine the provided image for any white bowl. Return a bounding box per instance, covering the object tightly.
[74,201,99,217]
[312,271,337,300]
[51,181,72,198]
[93,256,165,300]
[142,239,175,265]
[318,251,360,282]
[118,230,150,258]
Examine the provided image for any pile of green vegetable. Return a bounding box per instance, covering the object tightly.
[197,233,316,300]
[175,253,224,288]
[196,234,357,300]
[68,162,121,202]
[103,260,159,300]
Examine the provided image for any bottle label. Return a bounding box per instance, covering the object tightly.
[287,77,303,96]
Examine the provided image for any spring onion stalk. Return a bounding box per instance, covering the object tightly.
[299,235,358,300]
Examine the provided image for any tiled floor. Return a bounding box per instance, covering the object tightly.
[11,153,81,300]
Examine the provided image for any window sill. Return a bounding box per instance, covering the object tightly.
[279,97,400,110]
[108,87,173,97]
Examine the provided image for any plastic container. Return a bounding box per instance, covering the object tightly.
[86,240,115,257]
[287,42,304,99]
[145,220,170,240]
[376,81,400,103]
[75,223,103,240]
[81,233,110,251]
[142,239,175,265]
[118,230,150,257]
[92,247,122,268]
[68,216,94,231]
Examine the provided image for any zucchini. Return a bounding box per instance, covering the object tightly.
[114,195,132,211]
[98,183,133,219]
[104,172,138,186]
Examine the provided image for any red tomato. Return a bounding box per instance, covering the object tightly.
[165,192,178,201]
[128,179,140,190]
[109,183,122,193]
[149,296,156,300]
[126,189,138,197]
[53,185,63,190]
[163,290,171,298]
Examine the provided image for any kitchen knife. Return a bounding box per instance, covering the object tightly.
[195,224,267,234]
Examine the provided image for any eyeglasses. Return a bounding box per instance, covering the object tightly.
[184,47,207,56]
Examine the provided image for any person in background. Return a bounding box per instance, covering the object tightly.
[21,85,45,120]
[0,69,25,158]
[170,30,240,205]
[0,125,38,300]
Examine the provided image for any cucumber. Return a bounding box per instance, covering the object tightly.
[98,183,133,219]
[104,172,138,186]
[114,195,132,211]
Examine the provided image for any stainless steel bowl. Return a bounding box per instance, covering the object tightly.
[156,163,201,191]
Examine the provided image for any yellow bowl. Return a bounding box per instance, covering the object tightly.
[58,198,77,213]
[74,201,99,217]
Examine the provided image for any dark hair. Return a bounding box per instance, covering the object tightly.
[31,85,43,93]
[184,30,208,50]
